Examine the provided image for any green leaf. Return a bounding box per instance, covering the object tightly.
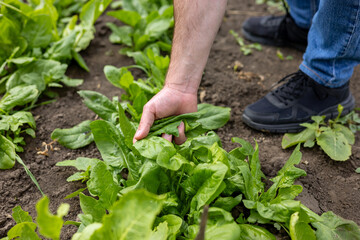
[212,195,242,212]
[106,23,133,46]
[282,128,316,149]
[238,224,276,240]
[7,222,40,240]
[79,193,106,223]
[6,60,67,92]
[188,208,241,240]
[261,145,306,202]
[333,123,355,145]
[182,162,228,212]
[237,142,265,201]
[25,128,36,138]
[80,0,112,26]
[90,120,129,167]
[356,168,360,174]
[290,211,316,240]
[73,25,95,52]
[0,135,16,169]
[134,136,176,163]
[61,77,84,87]
[12,206,33,224]
[150,221,168,240]
[107,10,141,27]
[197,103,231,130]
[56,157,100,171]
[158,152,189,171]
[0,85,38,113]
[117,103,137,150]
[87,161,120,209]
[121,159,170,196]
[145,18,172,39]
[312,211,360,240]
[15,155,44,195]
[64,187,87,199]
[21,14,53,49]
[36,196,69,240]
[51,120,94,149]
[88,190,165,239]
[317,130,351,161]
[104,65,134,90]
[154,215,183,239]
[0,15,27,63]
[72,49,90,72]
[78,90,117,121]
[44,31,76,62]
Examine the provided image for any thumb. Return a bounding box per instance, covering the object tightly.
[133,106,155,143]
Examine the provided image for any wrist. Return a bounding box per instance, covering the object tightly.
[164,81,199,95]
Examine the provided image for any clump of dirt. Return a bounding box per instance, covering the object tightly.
[1,1,359,239]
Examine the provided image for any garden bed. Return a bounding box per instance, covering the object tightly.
[0,0,359,239]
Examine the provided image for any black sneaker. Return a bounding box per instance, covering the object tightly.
[242,71,355,133]
[242,14,309,51]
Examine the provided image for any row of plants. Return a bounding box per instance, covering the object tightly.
[0,0,113,196]
[5,48,360,240]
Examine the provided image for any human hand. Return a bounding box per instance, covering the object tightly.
[133,86,197,144]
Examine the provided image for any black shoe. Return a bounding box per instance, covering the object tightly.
[242,71,355,133]
[242,14,309,51]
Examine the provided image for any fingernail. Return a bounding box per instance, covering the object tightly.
[134,130,140,138]
[162,133,173,142]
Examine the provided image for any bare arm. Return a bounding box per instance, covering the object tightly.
[133,0,227,143]
[166,0,228,93]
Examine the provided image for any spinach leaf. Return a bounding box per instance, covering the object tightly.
[80,190,165,239]
[238,224,276,240]
[90,120,129,168]
[0,85,38,113]
[51,120,94,149]
[312,211,360,240]
[0,134,16,169]
[36,196,69,240]
[78,90,118,122]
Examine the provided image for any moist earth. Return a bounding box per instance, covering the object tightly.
[1,1,359,239]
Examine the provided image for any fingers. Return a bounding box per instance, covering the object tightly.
[174,122,186,145]
[133,104,155,143]
[162,133,173,142]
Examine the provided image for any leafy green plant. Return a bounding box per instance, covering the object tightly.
[47,62,359,239]
[106,0,174,54]
[229,30,262,56]
[2,196,69,240]
[5,1,359,239]
[276,49,293,61]
[282,105,357,161]
[0,0,111,175]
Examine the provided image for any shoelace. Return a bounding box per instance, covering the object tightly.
[270,71,309,105]
[275,0,290,40]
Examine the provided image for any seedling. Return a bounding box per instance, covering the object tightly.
[229,30,262,55]
[282,105,358,161]
[276,49,293,61]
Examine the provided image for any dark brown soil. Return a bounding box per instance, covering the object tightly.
[1,1,359,239]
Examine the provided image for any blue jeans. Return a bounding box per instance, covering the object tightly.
[288,0,360,88]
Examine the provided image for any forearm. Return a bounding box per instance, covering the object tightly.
[165,0,227,94]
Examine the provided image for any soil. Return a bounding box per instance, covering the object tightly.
[1,0,359,239]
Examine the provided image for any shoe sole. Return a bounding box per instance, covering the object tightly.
[242,95,355,133]
[241,28,307,52]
